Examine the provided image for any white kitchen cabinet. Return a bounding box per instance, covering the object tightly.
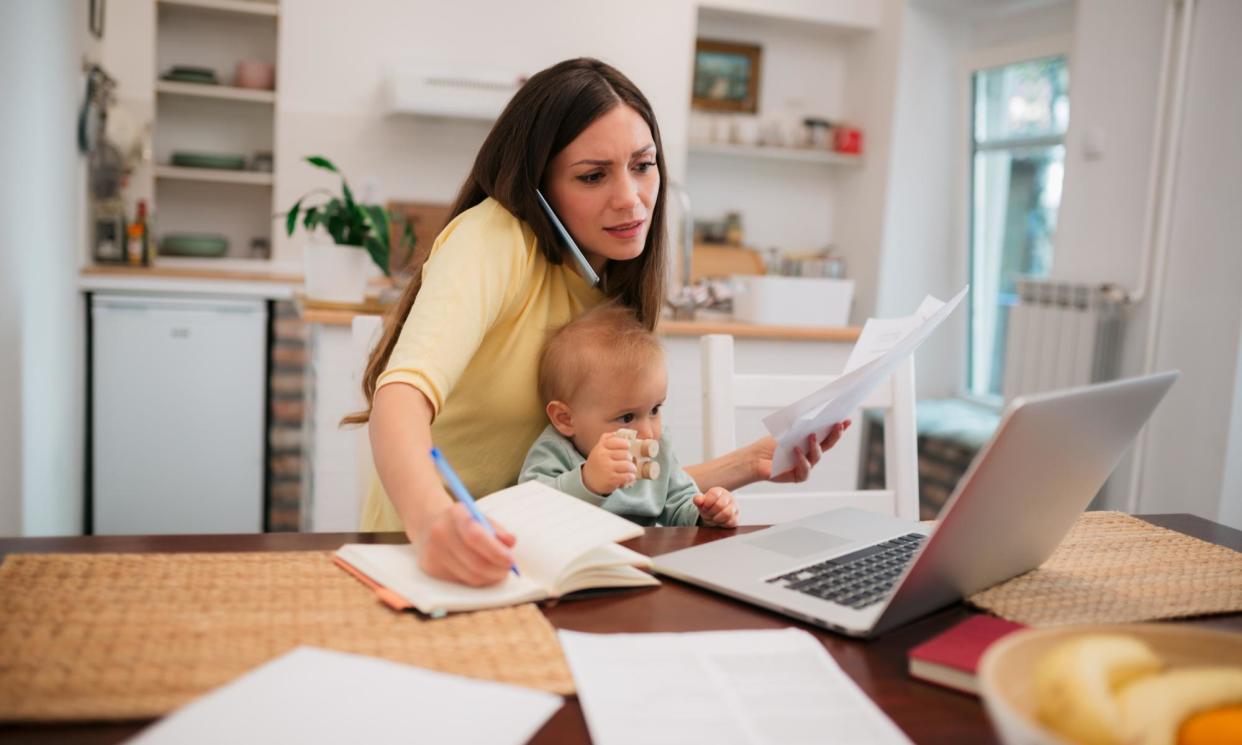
[91,292,268,534]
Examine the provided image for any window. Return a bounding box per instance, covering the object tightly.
[967,56,1069,401]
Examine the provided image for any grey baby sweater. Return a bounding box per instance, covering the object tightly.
[518,425,701,526]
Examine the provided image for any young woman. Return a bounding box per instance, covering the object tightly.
[351,58,847,587]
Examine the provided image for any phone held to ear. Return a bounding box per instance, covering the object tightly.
[536,189,600,286]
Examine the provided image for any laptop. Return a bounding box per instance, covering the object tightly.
[652,371,1179,638]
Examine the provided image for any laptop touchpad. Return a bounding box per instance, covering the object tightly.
[743,527,850,558]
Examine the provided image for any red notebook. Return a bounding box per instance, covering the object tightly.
[907,615,1027,695]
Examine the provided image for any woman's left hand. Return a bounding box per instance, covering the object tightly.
[753,420,851,484]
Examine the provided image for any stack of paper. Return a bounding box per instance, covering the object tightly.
[764,286,969,474]
[559,628,912,745]
[124,647,562,745]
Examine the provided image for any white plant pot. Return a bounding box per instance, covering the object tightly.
[303,239,371,304]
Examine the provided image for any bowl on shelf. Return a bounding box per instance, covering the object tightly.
[234,60,275,90]
[978,623,1242,745]
[159,234,229,258]
[170,151,247,170]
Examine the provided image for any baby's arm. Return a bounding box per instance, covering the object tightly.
[663,455,739,527]
[518,435,607,506]
[661,458,706,526]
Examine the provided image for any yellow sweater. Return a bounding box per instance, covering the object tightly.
[360,197,605,531]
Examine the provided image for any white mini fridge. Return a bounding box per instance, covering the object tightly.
[91,293,268,534]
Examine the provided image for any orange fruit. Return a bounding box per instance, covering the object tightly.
[1178,705,1242,745]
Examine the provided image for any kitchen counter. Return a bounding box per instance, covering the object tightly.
[79,264,303,300]
[298,299,861,342]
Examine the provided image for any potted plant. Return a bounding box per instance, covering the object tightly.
[284,155,414,304]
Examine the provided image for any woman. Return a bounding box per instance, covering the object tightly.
[351,58,847,587]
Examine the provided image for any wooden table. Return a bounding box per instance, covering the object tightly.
[1,514,1238,744]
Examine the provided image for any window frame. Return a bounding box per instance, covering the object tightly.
[958,35,1072,408]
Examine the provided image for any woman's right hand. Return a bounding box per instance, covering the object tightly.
[414,503,517,587]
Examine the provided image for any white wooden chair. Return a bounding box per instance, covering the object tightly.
[349,315,384,526]
[700,333,919,525]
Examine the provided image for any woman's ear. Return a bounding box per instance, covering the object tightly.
[546,400,575,438]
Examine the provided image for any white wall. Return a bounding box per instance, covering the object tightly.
[1048,0,1242,527]
[1132,0,1242,527]
[875,4,967,398]
[876,0,1073,399]
[0,9,24,535]
[1220,314,1242,529]
[273,0,699,263]
[0,0,89,536]
[834,0,907,324]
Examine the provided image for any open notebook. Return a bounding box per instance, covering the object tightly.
[335,481,658,616]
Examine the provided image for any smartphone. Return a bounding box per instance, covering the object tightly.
[535,189,600,286]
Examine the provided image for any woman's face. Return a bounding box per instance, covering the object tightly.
[545,104,660,274]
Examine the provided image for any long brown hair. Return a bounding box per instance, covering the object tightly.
[344,57,668,426]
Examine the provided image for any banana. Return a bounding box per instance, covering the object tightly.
[1117,667,1242,745]
[1034,634,1164,745]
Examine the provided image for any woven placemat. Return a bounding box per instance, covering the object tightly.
[968,511,1242,627]
[0,551,574,722]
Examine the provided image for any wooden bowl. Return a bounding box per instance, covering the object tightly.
[978,623,1242,745]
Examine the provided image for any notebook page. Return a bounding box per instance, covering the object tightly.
[337,543,545,614]
[124,647,561,745]
[479,481,645,589]
[559,628,912,745]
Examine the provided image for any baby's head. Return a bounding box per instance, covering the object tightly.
[538,303,667,456]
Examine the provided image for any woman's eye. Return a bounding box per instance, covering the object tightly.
[634,161,656,173]
[578,171,603,184]
[617,413,635,424]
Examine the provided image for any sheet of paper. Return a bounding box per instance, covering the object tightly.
[559,628,912,745]
[124,647,562,745]
[762,286,968,474]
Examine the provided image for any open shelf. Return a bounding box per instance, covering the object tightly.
[156,80,276,104]
[689,141,863,166]
[155,165,274,186]
[157,0,279,18]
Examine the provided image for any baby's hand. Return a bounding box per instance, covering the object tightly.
[694,487,739,528]
[582,431,637,496]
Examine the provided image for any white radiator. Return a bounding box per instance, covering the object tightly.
[1002,279,1128,402]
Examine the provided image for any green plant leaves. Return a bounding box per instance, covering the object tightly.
[305,155,338,173]
[285,197,302,236]
[281,154,416,278]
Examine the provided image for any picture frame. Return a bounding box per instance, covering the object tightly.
[691,39,761,113]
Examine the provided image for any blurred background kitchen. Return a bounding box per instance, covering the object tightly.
[1,0,1237,538]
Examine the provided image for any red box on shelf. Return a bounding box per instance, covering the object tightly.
[833,125,864,155]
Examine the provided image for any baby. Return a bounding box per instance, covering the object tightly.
[518,303,738,528]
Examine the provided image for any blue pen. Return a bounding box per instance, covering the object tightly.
[429,447,520,576]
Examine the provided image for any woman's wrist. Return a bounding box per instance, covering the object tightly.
[402,492,453,546]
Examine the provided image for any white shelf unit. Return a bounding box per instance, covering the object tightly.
[155,165,275,186]
[689,141,863,166]
[153,0,279,262]
[157,0,279,19]
[686,4,872,258]
[156,80,276,104]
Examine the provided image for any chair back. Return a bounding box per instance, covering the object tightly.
[700,333,919,524]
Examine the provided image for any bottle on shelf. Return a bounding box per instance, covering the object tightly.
[126,200,151,266]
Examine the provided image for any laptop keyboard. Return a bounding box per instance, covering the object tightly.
[765,533,926,610]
